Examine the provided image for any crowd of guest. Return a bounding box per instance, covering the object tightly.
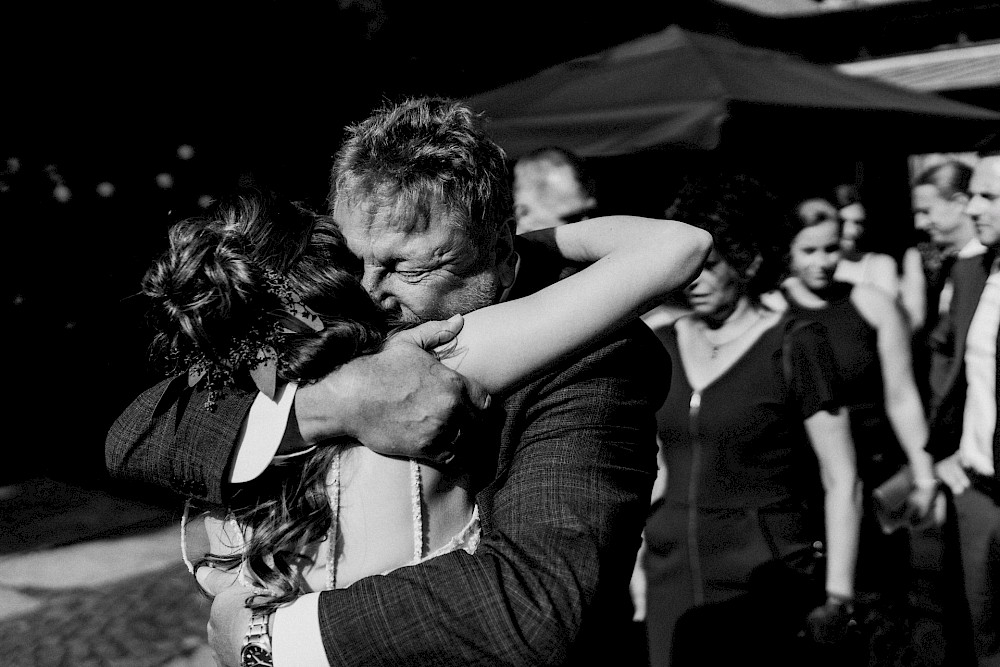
[624,149,999,667]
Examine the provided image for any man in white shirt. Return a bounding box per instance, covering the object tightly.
[933,152,1000,666]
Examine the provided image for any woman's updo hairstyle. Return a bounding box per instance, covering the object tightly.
[665,167,785,299]
[142,188,391,392]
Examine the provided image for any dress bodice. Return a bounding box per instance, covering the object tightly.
[656,316,840,510]
[783,282,883,413]
[181,450,481,592]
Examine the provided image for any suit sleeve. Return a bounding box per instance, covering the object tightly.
[104,375,255,504]
[314,321,667,666]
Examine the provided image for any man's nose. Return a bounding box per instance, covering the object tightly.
[966,195,986,218]
[361,270,400,312]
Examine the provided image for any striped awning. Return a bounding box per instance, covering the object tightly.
[836,42,1000,92]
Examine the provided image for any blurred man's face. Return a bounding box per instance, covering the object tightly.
[911,184,972,253]
[837,202,866,255]
[966,157,1000,248]
[334,199,510,323]
[513,162,596,235]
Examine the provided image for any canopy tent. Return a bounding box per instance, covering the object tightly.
[465,25,1000,159]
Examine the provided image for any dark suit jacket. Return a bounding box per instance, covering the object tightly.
[105,235,669,665]
[925,252,990,461]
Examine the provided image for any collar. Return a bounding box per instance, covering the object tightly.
[498,252,521,304]
[958,237,988,259]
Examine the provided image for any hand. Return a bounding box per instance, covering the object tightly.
[295,316,491,464]
[804,596,858,645]
[906,484,945,531]
[196,565,242,598]
[207,587,255,667]
[934,452,970,496]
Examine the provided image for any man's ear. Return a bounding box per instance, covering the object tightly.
[746,253,764,279]
[495,217,517,289]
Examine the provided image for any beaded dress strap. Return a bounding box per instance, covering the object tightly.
[325,450,424,590]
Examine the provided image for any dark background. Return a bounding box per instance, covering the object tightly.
[3,0,998,490]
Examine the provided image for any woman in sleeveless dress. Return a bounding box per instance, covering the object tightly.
[778,195,944,663]
[833,183,927,333]
[636,171,863,667]
[140,189,712,608]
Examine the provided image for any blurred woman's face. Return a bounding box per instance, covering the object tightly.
[838,202,866,254]
[684,249,743,321]
[790,221,842,292]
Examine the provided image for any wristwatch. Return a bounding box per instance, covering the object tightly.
[240,608,274,667]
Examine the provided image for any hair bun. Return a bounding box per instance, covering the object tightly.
[143,218,273,360]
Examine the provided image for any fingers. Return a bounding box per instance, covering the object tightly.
[460,374,492,414]
[391,314,465,350]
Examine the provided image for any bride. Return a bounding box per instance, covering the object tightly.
[142,190,711,604]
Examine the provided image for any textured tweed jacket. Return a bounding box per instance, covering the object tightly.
[105,237,669,665]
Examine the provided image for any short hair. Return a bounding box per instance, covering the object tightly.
[665,169,784,298]
[328,97,511,263]
[515,146,598,201]
[914,160,973,199]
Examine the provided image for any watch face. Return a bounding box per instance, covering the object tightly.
[241,644,273,667]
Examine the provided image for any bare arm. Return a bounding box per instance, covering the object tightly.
[802,408,862,600]
[898,247,927,333]
[443,216,712,394]
[853,285,940,523]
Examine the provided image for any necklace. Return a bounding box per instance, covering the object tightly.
[699,309,764,359]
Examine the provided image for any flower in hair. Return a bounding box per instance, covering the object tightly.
[173,267,324,410]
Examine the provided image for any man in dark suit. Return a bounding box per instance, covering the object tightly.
[929,152,1000,666]
[106,97,668,666]
[914,159,989,454]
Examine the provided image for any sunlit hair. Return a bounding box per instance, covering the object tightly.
[516,145,599,202]
[142,188,395,611]
[328,96,512,270]
[914,160,973,199]
[665,169,785,299]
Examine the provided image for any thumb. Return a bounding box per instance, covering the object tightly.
[393,314,465,350]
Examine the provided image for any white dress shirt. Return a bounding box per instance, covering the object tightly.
[959,268,1000,478]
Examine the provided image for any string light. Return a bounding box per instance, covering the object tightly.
[97,181,115,198]
[53,184,72,203]
[177,144,195,160]
[156,172,174,189]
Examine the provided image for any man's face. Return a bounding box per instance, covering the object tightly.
[334,199,506,323]
[837,202,866,255]
[513,162,595,235]
[912,183,972,252]
[967,157,1000,248]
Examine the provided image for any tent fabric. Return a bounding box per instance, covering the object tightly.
[466,25,1000,158]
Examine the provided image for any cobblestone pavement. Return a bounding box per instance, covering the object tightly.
[0,477,217,667]
[0,561,213,667]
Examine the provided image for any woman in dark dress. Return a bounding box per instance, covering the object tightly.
[778,196,944,663]
[637,172,863,667]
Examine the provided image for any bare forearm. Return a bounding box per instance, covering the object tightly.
[822,472,862,599]
[885,389,935,483]
[527,216,712,300]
